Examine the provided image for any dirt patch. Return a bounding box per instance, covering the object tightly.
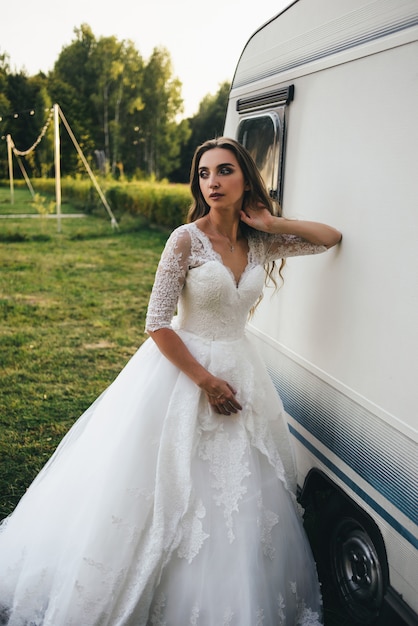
[83,340,115,350]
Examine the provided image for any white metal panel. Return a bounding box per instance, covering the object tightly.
[239,40,418,428]
[232,0,418,88]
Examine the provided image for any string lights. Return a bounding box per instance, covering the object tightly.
[0,107,51,124]
[4,103,119,231]
[10,109,54,156]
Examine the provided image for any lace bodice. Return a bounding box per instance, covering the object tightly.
[145,223,326,339]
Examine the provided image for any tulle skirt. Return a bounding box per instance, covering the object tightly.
[0,330,322,625]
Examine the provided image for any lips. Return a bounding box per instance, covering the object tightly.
[209,193,223,199]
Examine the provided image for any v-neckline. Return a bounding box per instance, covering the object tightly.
[191,222,251,288]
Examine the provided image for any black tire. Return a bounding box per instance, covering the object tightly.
[321,505,389,624]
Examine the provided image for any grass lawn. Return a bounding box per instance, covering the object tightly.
[0,186,168,517]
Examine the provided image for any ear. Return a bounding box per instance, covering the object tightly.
[244,182,251,191]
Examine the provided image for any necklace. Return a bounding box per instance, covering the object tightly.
[206,216,237,252]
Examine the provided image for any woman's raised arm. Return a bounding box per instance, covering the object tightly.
[240,205,342,249]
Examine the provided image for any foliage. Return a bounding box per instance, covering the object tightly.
[105,181,191,228]
[48,28,189,180]
[0,27,230,184]
[9,177,95,210]
[31,193,55,216]
[172,81,231,182]
[0,53,12,122]
[136,47,189,179]
[0,71,53,179]
[6,177,191,229]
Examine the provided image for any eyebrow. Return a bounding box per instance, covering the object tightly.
[198,162,236,170]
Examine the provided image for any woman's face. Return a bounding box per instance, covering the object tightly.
[198,148,248,212]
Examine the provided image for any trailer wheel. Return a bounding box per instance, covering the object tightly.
[329,515,388,624]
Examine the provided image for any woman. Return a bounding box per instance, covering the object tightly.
[0,138,341,625]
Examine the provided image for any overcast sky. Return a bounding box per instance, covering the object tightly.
[1,0,292,118]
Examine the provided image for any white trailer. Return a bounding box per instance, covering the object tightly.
[224,1,418,623]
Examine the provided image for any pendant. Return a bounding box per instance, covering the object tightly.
[230,245,234,252]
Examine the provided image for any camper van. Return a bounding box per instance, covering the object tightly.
[224,0,418,623]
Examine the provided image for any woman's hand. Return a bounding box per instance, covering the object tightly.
[240,202,276,232]
[149,328,242,416]
[203,376,242,416]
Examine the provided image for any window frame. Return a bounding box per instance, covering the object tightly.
[235,85,294,214]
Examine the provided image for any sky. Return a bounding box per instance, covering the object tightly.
[1,0,292,118]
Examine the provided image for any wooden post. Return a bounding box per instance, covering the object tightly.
[53,104,62,232]
[6,134,14,205]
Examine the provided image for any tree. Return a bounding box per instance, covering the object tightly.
[49,24,98,175]
[172,81,230,182]
[0,60,53,179]
[0,52,11,113]
[50,25,147,178]
[29,79,54,177]
[136,47,189,179]
[9,77,55,179]
[0,29,229,182]
[88,36,144,175]
[0,53,12,178]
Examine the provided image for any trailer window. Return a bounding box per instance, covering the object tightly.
[237,112,283,213]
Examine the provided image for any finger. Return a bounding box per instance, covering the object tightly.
[212,399,230,415]
[220,398,236,412]
[224,392,242,412]
[222,398,241,414]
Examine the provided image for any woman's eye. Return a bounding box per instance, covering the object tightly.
[199,166,233,178]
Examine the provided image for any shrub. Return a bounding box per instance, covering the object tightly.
[106,182,191,228]
[7,178,192,229]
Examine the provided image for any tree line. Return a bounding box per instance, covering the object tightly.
[0,24,230,183]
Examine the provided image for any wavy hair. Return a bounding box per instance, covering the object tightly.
[187,137,285,294]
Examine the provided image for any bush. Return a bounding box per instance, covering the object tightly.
[6,178,192,229]
[106,182,191,228]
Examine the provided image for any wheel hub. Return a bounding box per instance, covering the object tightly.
[331,518,385,623]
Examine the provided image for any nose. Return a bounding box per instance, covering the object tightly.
[208,175,219,189]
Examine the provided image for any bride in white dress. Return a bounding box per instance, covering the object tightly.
[0,138,341,625]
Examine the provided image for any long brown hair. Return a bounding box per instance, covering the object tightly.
[187,137,285,291]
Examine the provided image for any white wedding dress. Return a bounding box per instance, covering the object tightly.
[0,223,327,626]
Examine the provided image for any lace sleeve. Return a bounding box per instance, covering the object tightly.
[253,231,327,263]
[145,227,192,332]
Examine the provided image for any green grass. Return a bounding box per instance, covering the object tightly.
[0,187,168,517]
[0,183,85,216]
